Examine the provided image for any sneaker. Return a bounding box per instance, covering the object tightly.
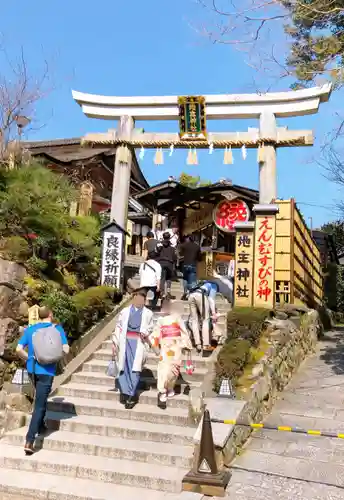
[167,390,175,398]
[24,442,35,456]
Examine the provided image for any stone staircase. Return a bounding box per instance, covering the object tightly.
[0,279,229,499]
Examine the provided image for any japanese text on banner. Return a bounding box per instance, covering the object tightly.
[101,231,123,289]
[235,233,253,305]
[256,217,274,302]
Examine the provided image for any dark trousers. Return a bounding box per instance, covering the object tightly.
[143,286,158,307]
[183,264,197,293]
[160,265,173,296]
[26,374,53,443]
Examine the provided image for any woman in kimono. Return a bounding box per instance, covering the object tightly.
[150,299,192,409]
[112,288,154,409]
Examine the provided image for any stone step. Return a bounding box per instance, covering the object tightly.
[47,396,190,426]
[58,383,190,408]
[4,428,194,468]
[0,444,187,493]
[0,467,200,500]
[152,313,227,327]
[252,428,344,448]
[70,371,201,391]
[81,360,208,383]
[43,411,196,445]
[233,449,344,488]
[93,348,210,369]
[248,434,344,464]
[264,412,344,433]
[171,300,229,314]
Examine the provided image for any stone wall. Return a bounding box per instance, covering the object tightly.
[194,305,322,468]
[0,259,29,388]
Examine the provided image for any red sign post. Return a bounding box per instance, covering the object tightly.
[253,205,278,308]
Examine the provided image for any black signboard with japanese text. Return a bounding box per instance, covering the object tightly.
[101,222,126,291]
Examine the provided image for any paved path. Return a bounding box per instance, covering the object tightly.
[226,329,344,500]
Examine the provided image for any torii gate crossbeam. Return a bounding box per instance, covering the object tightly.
[72,84,332,229]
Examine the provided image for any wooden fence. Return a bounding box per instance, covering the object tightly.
[275,199,323,308]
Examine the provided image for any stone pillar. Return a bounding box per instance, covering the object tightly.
[253,204,279,309]
[259,112,277,204]
[110,116,134,228]
[234,221,255,307]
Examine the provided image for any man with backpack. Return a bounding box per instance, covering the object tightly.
[188,280,219,354]
[157,232,177,301]
[16,306,69,456]
[142,231,159,260]
[139,251,162,308]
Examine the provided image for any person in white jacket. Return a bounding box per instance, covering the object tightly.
[139,253,162,308]
[112,289,153,409]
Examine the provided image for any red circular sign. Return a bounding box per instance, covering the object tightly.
[213,199,250,233]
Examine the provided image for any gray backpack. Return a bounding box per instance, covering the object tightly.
[32,325,64,365]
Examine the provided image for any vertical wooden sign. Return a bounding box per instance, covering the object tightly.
[234,222,255,307]
[253,205,279,309]
[28,305,40,325]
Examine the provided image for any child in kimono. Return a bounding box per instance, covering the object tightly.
[150,299,192,409]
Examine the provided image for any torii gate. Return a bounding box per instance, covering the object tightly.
[72,84,332,230]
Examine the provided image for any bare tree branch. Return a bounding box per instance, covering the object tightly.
[0,43,53,160]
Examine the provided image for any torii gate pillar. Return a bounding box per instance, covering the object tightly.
[110,116,134,228]
[259,111,277,204]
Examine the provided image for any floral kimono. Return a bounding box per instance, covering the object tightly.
[150,313,192,402]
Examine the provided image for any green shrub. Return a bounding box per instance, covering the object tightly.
[42,289,78,334]
[25,255,48,276]
[71,286,119,334]
[0,236,31,262]
[214,307,270,392]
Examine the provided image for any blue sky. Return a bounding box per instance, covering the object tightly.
[2,0,341,228]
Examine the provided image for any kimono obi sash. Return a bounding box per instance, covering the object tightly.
[126,331,141,339]
[161,322,181,339]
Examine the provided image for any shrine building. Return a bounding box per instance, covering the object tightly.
[137,178,333,310]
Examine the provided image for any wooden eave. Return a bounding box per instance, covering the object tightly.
[23,138,150,190]
[135,180,259,213]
